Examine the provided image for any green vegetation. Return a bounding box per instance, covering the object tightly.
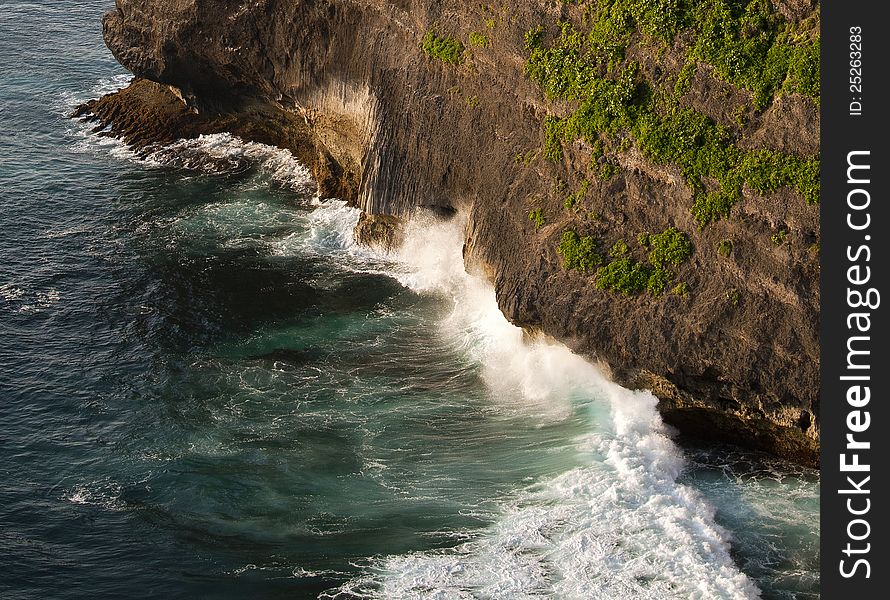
[727,288,741,306]
[564,179,591,210]
[469,32,489,48]
[786,39,820,98]
[646,266,673,296]
[524,1,820,225]
[566,227,696,297]
[717,239,733,257]
[771,229,787,245]
[647,227,694,267]
[422,31,465,64]
[595,254,676,296]
[557,230,603,272]
[596,228,692,296]
[596,257,653,296]
[515,149,537,164]
[610,240,629,258]
[526,0,819,105]
[688,0,819,109]
[732,104,749,128]
[528,208,545,231]
[597,160,618,180]
[543,116,567,161]
[672,282,690,298]
[466,95,480,107]
[674,58,697,97]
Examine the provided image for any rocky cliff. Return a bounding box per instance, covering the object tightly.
[79,0,821,464]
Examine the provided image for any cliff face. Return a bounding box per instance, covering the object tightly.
[85,0,821,464]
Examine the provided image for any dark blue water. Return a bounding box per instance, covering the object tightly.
[1,3,818,598]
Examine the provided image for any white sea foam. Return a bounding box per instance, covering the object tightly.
[318,215,760,599]
[68,100,316,194]
[68,122,140,161]
[270,198,362,257]
[92,74,135,98]
[64,480,125,511]
[0,283,26,303]
[143,133,315,193]
[58,73,136,157]
[0,282,60,314]
[56,73,133,115]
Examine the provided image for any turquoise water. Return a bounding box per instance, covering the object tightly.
[0,2,818,598]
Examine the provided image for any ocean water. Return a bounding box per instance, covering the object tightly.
[0,2,818,599]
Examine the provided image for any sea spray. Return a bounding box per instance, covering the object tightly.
[52,133,779,598]
[321,215,761,599]
[56,126,774,597]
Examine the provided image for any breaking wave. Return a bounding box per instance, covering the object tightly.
[318,217,761,599]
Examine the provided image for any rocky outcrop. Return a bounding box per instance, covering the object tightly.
[80,0,821,464]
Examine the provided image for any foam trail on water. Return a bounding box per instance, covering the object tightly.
[143,133,315,192]
[56,73,134,114]
[324,215,760,600]
[69,119,315,194]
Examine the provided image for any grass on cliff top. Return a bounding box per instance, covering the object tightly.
[524,0,820,225]
[422,31,465,64]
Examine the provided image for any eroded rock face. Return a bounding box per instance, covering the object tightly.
[85,0,820,464]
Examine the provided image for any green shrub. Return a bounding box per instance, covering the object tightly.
[544,116,566,161]
[564,179,591,210]
[793,158,820,205]
[689,0,784,110]
[594,227,693,297]
[610,239,629,258]
[528,209,545,231]
[422,31,465,64]
[717,239,733,257]
[558,230,603,272]
[672,282,690,298]
[646,266,673,296]
[648,227,694,267]
[598,161,618,180]
[469,32,490,48]
[786,39,820,99]
[524,25,544,50]
[692,185,739,226]
[596,256,652,295]
[523,1,821,223]
[674,58,697,97]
